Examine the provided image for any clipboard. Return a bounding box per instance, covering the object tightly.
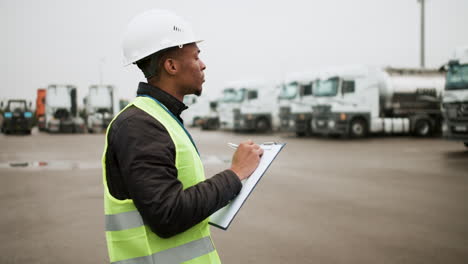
[209,142,286,230]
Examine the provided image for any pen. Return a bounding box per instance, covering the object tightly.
[227,143,238,150]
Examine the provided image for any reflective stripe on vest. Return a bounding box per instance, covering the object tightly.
[105,210,144,231]
[102,96,221,264]
[111,236,214,264]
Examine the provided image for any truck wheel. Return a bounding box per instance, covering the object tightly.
[414,119,431,137]
[255,118,270,133]
[209,119,220,130]
[349,119,367,138]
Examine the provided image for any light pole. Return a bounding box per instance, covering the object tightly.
[418,0,425,68]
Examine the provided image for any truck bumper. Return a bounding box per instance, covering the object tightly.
[279,118,296,132]
[2,118,33,133]
[234,114,271,132]
[293,113,313,134]
[442,120,468,141]
[312,113,348,136]
[234,117,256,131]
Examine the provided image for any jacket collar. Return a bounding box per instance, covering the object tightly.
[136,82,188,119]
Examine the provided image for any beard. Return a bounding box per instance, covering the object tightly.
[187,84,202,96]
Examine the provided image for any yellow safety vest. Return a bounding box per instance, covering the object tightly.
[102,96,221,264]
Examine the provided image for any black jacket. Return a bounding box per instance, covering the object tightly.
[105,82,242,238]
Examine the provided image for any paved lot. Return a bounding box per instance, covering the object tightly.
[0,128,467,264]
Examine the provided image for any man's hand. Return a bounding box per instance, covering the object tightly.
[230,140,264,181]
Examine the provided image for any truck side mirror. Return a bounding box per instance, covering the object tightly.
[448,60,459,68]
[29,101,32,108]
[0,102,3,108]
[247,91,258,100]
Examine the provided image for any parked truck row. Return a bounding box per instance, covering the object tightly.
[181,48,467,147]
[1,84,127,135]
[3,48,467,146]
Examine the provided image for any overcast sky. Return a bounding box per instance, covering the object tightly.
[1,0,468,106]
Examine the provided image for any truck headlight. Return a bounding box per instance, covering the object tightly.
[289,119,295,126]
[340,113,347,121]
[328,120,336,128]
[4,112,12,118]
[442,122,448,132]
[24,112,33,118]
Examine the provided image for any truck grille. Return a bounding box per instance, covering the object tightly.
[279,107,291,117]
[313,105,331,114]
[444,103,468,121]
[233,109,241,121]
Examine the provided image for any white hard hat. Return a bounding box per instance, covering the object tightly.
[122,9,202,66]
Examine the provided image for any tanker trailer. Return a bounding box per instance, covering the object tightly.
[312,65,445,138]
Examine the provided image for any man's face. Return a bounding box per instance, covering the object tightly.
[176,43,206,96]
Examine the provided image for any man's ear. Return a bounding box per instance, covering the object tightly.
[163,58,178,76]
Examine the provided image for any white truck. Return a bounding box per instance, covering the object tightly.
[181,94,219,129]
[84,85,115,133]
[45,84,85,133]
[441,47,468,147]
[217,84,245,130]
[234,81,279,133]
[279,72,320,136]
[311,65,445,138]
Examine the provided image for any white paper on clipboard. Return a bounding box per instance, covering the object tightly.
[209,143,285,230]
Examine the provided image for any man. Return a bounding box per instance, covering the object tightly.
[102,9,264,264]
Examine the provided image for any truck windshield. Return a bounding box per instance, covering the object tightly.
[279,82,298,99]
[446,64,468,90]
[314,77,339,97]
[7,101,27,112]
[221,89,238,102]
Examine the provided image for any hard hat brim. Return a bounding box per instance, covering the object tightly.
[123,39,204,66]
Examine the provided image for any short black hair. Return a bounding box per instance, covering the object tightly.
[135,46,181,80]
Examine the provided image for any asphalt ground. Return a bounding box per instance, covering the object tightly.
[0,128,467,264]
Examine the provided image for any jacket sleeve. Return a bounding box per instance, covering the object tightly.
[111,112,242,238]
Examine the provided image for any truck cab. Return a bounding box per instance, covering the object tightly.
[218,86,244,130]
[278,81,299,132]
[287,72,319,136]
[45,84,85,133]
[35,89,47,131]
[84,85,115,133]
[181,95,218,129]
[441,47,468,147]
[234,81,278,133]
[1,99,34,134]
[312,71,369,137]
